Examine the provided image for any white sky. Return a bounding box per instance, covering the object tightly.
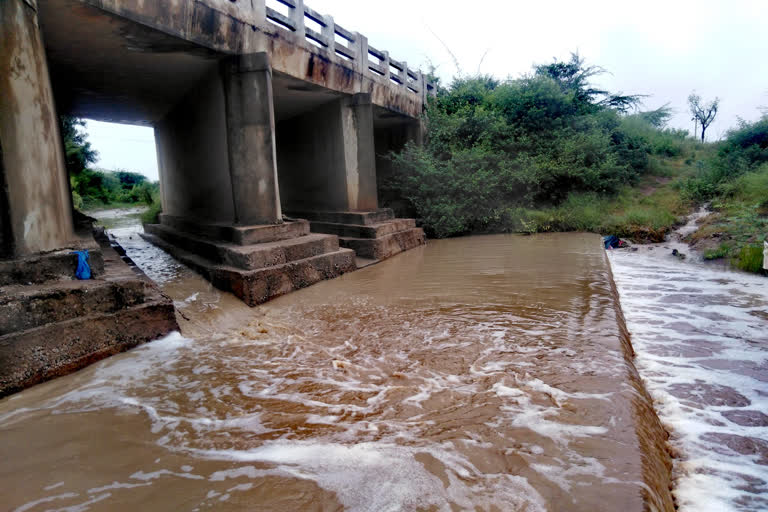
[85,0,768,181]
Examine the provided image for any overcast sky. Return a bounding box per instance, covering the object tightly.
[85,0,768,181]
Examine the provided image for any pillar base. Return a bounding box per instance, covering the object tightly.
[0,235,178,397]
[143,217,356,306]
[287,208,426,262]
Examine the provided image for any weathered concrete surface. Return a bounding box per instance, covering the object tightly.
[145,224,339,271]
[221,53,282,225]
[37,0,428,122]
[141,227,356,307]
[158,214,310,245]
[0,0,76,257]
[290,209,426,261]
[155,53,282,229]
[0,234,179,398]
[154,66,235,224]
[0,243,105,286]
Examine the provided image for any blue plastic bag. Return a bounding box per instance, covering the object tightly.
[72,250,91,280]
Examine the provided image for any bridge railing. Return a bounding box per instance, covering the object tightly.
[260,0,436,100]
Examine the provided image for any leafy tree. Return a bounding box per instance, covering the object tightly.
[114,171,147,189]
[638,104,673,128]
[60,117,98,177]
[682,115,768,201]
[535,53,645,114]
[688,93,719,142]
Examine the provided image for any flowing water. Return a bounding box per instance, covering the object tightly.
[608,220,768,511]
[0,223,674,511]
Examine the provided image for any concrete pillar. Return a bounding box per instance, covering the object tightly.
[155,54,282,228]
[276,93,378,213]
[0,0,76,258]
[154,66,236,224]
[344,93,377,211]
[221,53,282,225]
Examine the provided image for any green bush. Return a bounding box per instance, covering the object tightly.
[386,56,669,238]
[140,201,162,225]
[69,167,159,209]
[704,244,731,260]
[732,245,764,273]
[682,116,768,202]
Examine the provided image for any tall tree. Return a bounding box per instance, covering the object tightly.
[535,53,645,114]
[60,116,98,177]
[688,93,719,142]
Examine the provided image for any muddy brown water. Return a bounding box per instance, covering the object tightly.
[0,231,673,511]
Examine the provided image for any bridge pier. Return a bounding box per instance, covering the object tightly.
[276,93,377,213]
[153,54,284,227]
[277,95,425,263]
[0,0,77,259]
[145,52,356,306]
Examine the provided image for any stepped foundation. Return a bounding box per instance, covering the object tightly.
[143,215,356,306]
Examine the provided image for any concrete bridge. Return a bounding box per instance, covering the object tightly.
[0,0,430,394]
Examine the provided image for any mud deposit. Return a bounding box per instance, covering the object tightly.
[1,231,672,511]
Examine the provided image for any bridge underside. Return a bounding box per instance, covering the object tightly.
[4,0,425,308]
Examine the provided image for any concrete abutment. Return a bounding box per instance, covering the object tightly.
[0,1,178,396]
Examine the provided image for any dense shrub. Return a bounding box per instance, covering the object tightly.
[70,167,160,210]
[386,56,666,238]
[682,116,768,202]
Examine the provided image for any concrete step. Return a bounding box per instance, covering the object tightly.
[144,224,341,270]
[309,218,416,239]
[288,208,395,226]
[142,233,356,306]
[340,227,426,260]
[158,214,310,245]
[0,300,178,397]
[0,245,105,286]
[0,278,153,336]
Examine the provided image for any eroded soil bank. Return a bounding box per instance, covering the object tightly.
[1,231,673,511]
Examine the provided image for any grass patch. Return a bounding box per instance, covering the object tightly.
[704,244,731,260]
[140,202,162,225]
[732,245,765,273]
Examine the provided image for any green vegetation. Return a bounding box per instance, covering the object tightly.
[61,116,162,219]
[385,54,696,239]
[384,54,766,274]
[684,117,768,273]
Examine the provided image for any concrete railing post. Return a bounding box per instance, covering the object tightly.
[356,32,368,76]
[399,61,408,89]
[291,0,305,40]
[322,14,334,51]
[252,0,266,24]
[418,70,426,103]
[382,50,391,83]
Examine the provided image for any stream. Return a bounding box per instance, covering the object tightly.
[607,213,768,511]
[0,210,765,510]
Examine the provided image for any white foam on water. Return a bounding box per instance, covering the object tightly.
[609,248,768,511]
[193,440,547,512]
[13,493,79,512]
